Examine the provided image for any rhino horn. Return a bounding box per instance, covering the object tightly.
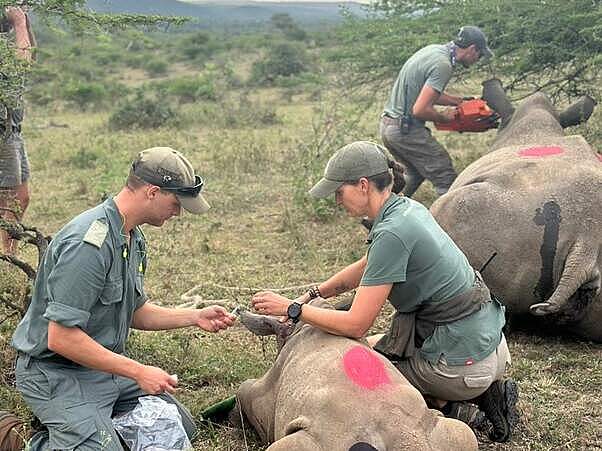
[482,78,515,129]
[558,95,597,128]
[530,242,601,317]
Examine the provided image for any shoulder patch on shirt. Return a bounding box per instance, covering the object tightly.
[83,220,108,248]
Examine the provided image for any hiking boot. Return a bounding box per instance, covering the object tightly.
[445,402,486,432]
[477,379,519,442]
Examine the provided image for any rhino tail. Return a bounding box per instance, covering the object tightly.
[530,242,601,316]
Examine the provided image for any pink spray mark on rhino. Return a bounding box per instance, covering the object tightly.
[597,154,602,162]
[518,146,564,158]
[343,346,391,390]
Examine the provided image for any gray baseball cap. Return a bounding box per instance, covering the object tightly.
[454,25,493,59]
[309,141,389,198]
[131,147,210,214]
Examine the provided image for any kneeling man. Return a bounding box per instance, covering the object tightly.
[12,147,236,450]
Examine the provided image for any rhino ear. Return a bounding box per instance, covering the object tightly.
[349,443,379,451]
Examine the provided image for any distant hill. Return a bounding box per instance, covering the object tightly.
[86,0,367,28]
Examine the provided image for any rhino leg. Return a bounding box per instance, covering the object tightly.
[238,309,293,348]
[266,430,322,451]
[530,240,601,319]
[235,378,275,443]
[558,95,597,128]
[429,417,478,451]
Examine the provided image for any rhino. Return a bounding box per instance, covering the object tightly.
[430,78,601,341]
[233,304,477,451]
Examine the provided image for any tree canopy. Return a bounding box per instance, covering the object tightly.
[337,0,602,101]
[0,0,186,106]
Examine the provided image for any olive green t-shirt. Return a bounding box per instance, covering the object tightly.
[383,44,454,127]
[11,198,148,359]
[361,195,505,365]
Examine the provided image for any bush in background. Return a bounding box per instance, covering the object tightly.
[144,58,169,78]
[163,75,216,102]
[250,42,309,85]
[108,92,179,130]
[62,81,108,110]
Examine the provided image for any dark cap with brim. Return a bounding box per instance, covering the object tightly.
[131,146,210,215]
[455,25,494,59]
[309,141,390,199]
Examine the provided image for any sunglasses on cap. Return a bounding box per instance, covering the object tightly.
[160,174,204,197]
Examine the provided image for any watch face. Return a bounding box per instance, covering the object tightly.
[287,302,302,321]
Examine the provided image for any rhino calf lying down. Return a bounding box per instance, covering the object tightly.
[235,305,477,451]
[431,81,602,341]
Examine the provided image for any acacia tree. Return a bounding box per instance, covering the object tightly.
[337,0,602,101]
[0,0,185,107]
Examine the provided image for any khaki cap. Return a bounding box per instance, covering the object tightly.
[131,147,210,214]
[309,141,389,198]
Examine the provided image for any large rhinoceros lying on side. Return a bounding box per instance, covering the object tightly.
[431,79,601,341]
[234,304,477,451]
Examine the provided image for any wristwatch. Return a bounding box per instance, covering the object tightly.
[287,302,303,323]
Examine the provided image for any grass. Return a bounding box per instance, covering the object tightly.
[1,34,602,451]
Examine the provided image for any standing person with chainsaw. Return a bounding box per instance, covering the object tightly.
[380,25,493,197]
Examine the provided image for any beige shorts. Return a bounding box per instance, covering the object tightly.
[394,335,511,401]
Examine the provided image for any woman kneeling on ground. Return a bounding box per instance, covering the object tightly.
[252,141,519,443]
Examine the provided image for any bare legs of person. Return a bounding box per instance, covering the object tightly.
[0,181,29,254]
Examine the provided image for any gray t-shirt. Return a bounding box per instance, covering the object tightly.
[361,195,505,365]
[383,44,454,127]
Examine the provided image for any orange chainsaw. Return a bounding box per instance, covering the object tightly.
[434,99,499,132]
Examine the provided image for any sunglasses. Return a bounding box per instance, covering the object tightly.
[160,175,204,197]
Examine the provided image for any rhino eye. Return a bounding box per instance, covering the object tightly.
[349,443,378,451]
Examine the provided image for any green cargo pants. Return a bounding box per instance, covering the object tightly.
[15,354,196,450]
[380,116,457,197]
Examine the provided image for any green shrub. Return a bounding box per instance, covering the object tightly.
[177,31,219,61]
[144,58,169,78]
[63,81,107,110]
[250,42,309,85]
[108,93,179,130]
[124,54,147,69]
[164,74,217,103]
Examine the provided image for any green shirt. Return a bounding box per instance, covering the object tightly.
[383,44,454,128]
[361,195,505,365]
[12,198,148,359]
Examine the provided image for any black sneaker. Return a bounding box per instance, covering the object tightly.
[477,379,519,442]
[445,402,487,432]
